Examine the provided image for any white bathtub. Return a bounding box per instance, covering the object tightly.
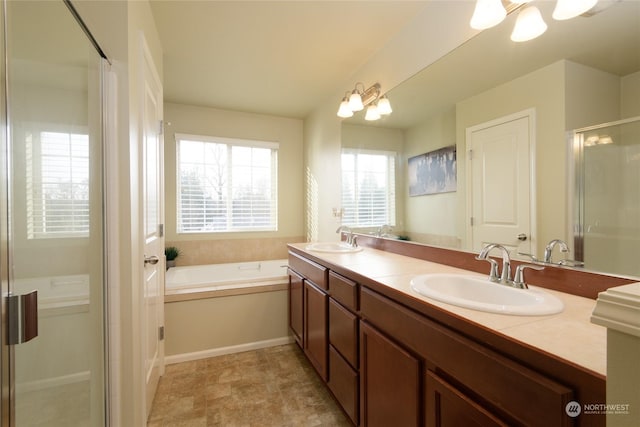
[14,274,90,311]
[165,259,289,300]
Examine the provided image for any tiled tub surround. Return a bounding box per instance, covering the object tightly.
[165,236,305,267]
[288,239,635,426]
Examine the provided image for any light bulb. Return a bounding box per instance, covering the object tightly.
[377,96,392,115]
[337,97,353,118]
[365,104,380,121]
[511,6,547,42]
[470,0,507,30]
[348,91,364,112]
[553,0,598,20]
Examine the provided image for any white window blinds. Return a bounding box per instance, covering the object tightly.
[176,134,278,233]
[341,149,396,228]
[27,131,90,239]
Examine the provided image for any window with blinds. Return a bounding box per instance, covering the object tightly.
[341,149,396,228]
[27,131,90,239]
[176,134,278,233]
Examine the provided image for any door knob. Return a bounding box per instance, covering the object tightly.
[144,255,160,265]
[517,233,528,241]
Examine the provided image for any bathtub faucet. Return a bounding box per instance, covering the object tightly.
[336,225,357,247]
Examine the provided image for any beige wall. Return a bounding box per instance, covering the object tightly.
[621,70,640,117]
[403,108,458,246]
[163,102,305,264]
[165,290,289,357]
[565,60,621,130]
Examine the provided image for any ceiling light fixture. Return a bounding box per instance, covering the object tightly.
[511,5,547,42]
[337,82,391,121]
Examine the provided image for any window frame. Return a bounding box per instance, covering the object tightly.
[175,133,279,234]
[26,128,91,240]
[341,148,397,228]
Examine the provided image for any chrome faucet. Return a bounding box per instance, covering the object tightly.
[543,239,569,264]
[512,264,544,289]
[376,224,391,238]
[476,243,512,285]
[336,225,357,247]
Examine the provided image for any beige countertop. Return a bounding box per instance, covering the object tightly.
[289,243,607,376]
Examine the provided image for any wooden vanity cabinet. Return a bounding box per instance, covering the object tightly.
[360,287,575,427]
[288,252,329,380]
[328,271,360,425]
[288,249,596,427]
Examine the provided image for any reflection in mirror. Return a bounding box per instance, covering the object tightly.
[572,116,640,278]
[340,0,640,278]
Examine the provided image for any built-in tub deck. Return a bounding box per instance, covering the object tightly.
[165,259,289,302]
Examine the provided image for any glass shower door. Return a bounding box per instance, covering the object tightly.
[574,117,640,278]
[5,1,106,425]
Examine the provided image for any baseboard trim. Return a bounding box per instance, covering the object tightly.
[165,336,294,365]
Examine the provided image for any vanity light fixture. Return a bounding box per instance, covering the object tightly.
[471,0,599,42]
[337,82,392,121]
[510,5,547,42]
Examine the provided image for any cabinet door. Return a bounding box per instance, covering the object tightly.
[288,269,304,347]
[426,371,508,427]
[304,280,328,380]
[360,321,421,427]
[328,346,359,425]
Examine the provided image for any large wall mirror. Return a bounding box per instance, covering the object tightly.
[341,0,640,278]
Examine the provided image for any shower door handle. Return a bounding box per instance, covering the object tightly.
[144,255,160,266]
[8,290,38,345]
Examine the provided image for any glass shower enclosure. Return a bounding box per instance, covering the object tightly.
[572,116,640,278]
[1,0,108,425]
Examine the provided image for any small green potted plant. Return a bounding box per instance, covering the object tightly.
[165,246,180,269]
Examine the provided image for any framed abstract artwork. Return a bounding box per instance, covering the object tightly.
[408,145,457,196]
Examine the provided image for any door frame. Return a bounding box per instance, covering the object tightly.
[464,108,537,252]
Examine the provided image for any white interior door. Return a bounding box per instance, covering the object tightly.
[466,111,535,255]
[140,35,165,418]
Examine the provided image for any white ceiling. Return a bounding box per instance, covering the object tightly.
[149,1,429,119]
[149,1,640,124]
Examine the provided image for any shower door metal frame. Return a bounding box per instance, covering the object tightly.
[0,0,10,424]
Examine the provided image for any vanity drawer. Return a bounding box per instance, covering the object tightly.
[329,271,358,311]
[328,345,359,426]
[329,298,358,368]
[289,251,328,289]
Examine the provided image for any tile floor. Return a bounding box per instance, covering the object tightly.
[148,344,352,427]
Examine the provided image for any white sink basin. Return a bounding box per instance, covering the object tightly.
[410,273,564,316]
[305,242,363,253]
